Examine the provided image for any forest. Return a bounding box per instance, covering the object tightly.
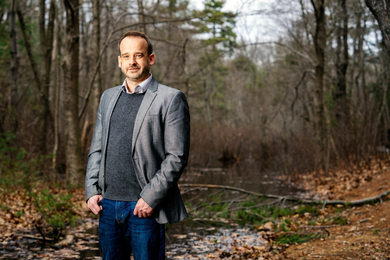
[1,0,389,184]
[3,0,390,258]
[2,0,390,185]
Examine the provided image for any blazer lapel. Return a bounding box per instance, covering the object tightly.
[132,77,158,155]
[105,86,122,128]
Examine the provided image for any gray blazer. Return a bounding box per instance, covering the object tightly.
[85,77,190,224]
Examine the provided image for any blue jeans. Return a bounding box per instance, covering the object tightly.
[98,199,165,260]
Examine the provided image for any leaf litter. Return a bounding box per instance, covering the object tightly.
[2,156,390,259]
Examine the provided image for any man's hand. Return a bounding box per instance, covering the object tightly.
[133,198,153,218]
[87,195,103,215]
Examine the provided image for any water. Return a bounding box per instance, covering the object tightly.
[181,163,303,198]
[165,225,268,259]
[0,163,305,259]
[0,219,101,260]
[163,163,305,258]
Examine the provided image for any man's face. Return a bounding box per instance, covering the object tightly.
[118,36,155,85]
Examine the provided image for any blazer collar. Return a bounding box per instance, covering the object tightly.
[147,76,159,92]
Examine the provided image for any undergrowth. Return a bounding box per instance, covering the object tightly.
[276,233,323,244]
[0,131,79,233]
[187,193,350,245]
[189,194,321,226]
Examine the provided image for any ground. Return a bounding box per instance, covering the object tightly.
[2,158,390,259]
[278,159,390,259]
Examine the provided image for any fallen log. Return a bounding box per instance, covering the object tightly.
[179,184,389,206]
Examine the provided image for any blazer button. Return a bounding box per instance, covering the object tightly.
[103,174,105,178]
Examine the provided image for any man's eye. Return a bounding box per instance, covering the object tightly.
[136,54,142,58]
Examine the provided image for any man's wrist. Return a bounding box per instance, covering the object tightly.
[86,192,102,203]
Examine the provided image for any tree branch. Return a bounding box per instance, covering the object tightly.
[16,9,44,97]
[240,41,314,66]
[290,69,315,124]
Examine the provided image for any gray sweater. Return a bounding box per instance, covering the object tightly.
[104,91,145,201]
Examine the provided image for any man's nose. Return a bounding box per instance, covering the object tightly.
[130,56,137,64]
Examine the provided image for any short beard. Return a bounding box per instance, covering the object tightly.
[127,66,150,81]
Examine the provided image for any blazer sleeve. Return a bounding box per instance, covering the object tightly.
[140,91,190,209]
[85,91,105,202]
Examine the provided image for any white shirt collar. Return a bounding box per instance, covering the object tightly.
[121,74,152,94]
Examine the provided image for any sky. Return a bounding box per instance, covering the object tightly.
[189,0,290,43]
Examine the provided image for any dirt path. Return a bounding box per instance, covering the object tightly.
[279,165,390,259]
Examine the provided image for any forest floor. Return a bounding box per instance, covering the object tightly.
[273,158,390,259]
[2,158,390,259]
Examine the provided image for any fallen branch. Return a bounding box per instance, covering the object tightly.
[192,218,233,225]
[299,225,341,229]
[179,184,389,206]
[278,229,330,238]
[15,234,54,242]
[180,187,208,195]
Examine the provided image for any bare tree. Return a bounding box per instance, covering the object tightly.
[8,0,18,131]
[15,0,55,155]
[53,1,63,176]
[91,0,102,123]
[334,0,349,124]
[137,0,146,33]
[365,0,390,153]
[63,0,84,186]
[36,0,56,154]
[365,0,390,56]
[310,0,328,170]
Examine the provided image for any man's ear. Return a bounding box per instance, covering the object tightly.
[149,53,155,66]
[118,56,122,68]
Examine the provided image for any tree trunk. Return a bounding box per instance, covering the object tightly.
[53,4,62,177]
[35,0,55,154]
[63,0,84,186]
[91,0,101,123]
[310,0,328,171]
[8,0,18,132]
[137,0,146,33]
[102,4,109,90]
[334,0,349,124]
[365,0,390,57]
[80,3,90,96]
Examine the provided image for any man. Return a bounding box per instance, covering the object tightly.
[85,31,190,260]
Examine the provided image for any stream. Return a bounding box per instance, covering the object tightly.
[0,163,306,259]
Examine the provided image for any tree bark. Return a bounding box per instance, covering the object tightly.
[91,0,101,123]
[35,0,55,154]
[8,0,18,132]
[53,4,62,176]
[63,0,84,186]
[365,0,390,56]
[334,0,349,124]
[137,0,146,33]
[310,0,327,170]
